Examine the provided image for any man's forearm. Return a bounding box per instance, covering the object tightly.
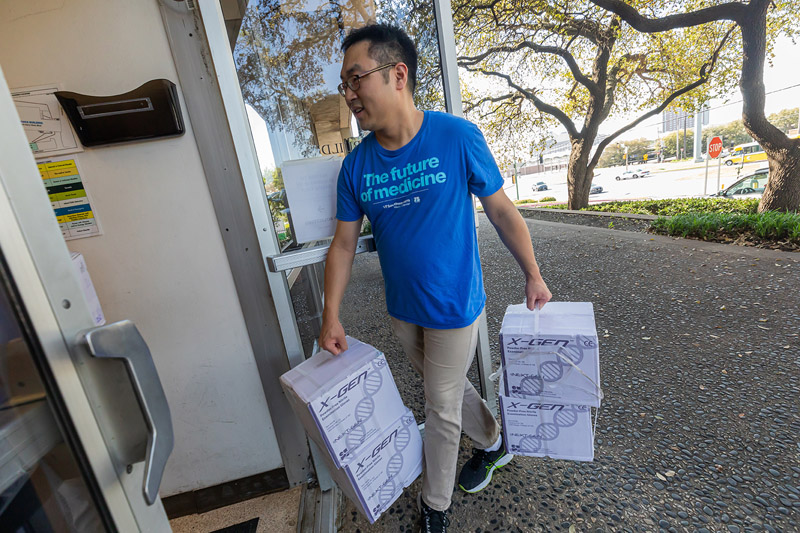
[322,243,357,321]
[489,207,542,280]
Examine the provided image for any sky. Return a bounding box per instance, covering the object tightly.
[246,33,800,173]
[609,34,800,141]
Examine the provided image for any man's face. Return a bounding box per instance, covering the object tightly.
[340,41,396,132]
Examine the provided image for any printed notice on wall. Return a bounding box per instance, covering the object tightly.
[281,156,341,243]
[12,84,83,159]
[38,158,101,240]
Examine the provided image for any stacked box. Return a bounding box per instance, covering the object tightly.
[499,397,594,461]
[498,303,601,461]
[280,337,422,523]
[280,337,408,468]
[500,302,601,407]
[340,410,422,523]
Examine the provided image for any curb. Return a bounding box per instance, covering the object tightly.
[517,206,664,221]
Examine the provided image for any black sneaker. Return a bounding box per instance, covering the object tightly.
[417,493,450,533]
[457,441,514,493]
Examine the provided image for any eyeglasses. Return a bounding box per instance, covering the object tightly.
[338,63,397,97]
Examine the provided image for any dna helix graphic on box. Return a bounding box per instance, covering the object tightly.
[509,335,601,404]
[373,415,414,515]
[344,359,385,451]
[513,405,586,454]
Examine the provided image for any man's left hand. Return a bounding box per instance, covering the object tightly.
[525,276,552,310]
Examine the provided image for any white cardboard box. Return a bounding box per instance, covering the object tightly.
[499,395,594,461]
[500,302,601,407]
[337,409,422,523]
[280,337,408,468]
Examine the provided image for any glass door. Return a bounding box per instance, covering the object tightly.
[0,255,108,532]
[0,65,171,532]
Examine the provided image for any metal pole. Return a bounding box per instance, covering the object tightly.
[434,0,462,117]
[683,112,688,159]
[704,156,709,195]
[434,0,494,410]
[694,106,704,163]
[717,156,722,192]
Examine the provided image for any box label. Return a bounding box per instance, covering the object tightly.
[501,333,600,407]
[345,413,423,522]
[500,397,594,461]
[310,355,407,467]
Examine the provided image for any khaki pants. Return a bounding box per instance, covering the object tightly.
[391,314,501,512]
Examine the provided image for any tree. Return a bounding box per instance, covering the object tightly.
[703,118,751,149]
[768,107,800,134]
[588,0,800,211]
[597,143,627,168]
[597,138,655,167]
[235,0,446,163]
[453,0,736,209]
[661,130,694,159]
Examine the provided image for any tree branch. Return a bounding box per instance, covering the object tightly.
[464,93,519,114]
[587,0,747,31]
[458,41,602,95]
[588,25,736,169]
[467,67,581,138]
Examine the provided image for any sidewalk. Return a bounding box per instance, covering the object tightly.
[336,215,800,532]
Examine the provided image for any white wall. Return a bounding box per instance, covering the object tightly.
[0,0,283,496]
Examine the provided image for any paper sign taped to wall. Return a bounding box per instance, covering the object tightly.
[281,156,342,243]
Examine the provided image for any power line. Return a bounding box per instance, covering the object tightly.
[620,82,800,134]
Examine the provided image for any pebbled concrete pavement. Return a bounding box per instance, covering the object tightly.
[336,215,800,533]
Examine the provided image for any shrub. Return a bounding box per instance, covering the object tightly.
[539,196,557,203]
[582,198,759,216]
[650,211,800,244]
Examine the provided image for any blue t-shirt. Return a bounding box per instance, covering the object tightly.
[336,111,504,329]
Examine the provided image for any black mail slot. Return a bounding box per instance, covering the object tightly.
[55,79,184,147]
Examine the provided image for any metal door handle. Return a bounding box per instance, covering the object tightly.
[82,320,174,505]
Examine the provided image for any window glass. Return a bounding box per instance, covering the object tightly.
[235,0,445,167]
[1,261,106,532]
[233,0,448,355]
[234,0,446,249]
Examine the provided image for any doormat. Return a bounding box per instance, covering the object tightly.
[210,518,259,533]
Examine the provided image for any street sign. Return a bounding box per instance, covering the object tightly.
[708,136,723,159]
[704,136,724,195]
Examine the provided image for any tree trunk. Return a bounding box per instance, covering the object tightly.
[737,1,800,212]
[759,151,800,212]
[566,139,594,209]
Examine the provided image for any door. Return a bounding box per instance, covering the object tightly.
[0,66,172,531]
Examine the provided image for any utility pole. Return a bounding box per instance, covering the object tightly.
[693,105,704,163]
[683,111,688,159]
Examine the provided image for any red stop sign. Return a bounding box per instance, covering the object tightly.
[708,136,723,159]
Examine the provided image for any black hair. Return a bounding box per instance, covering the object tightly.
[342,24,418,94]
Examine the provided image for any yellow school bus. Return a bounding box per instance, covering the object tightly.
[724,142,767,166]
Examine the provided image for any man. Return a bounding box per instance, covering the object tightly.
[319,24,551,533]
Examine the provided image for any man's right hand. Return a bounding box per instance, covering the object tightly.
[319,318,348,355]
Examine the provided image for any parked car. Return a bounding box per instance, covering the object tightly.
[615,168,650,180]
[710,167,769,199]
[532,181,548,191]
[589,183,603,194]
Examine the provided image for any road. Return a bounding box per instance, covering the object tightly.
[504,159,769,204]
